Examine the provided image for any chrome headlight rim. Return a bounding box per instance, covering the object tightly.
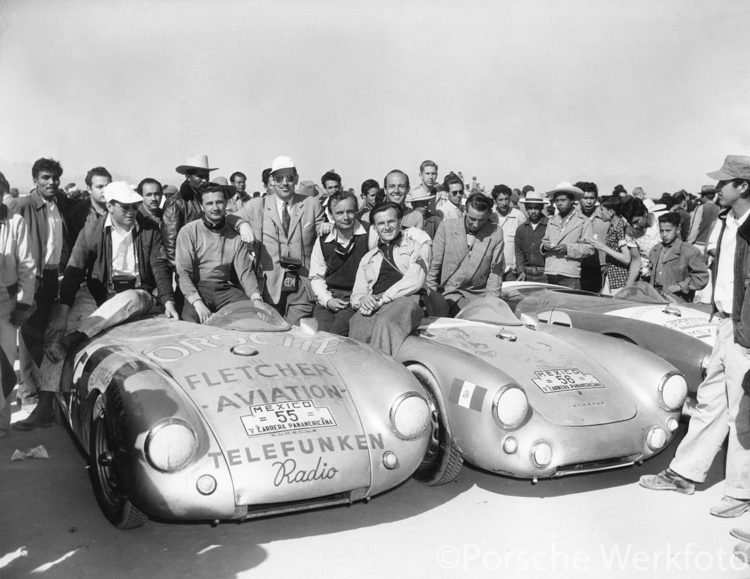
[389,391,430,440]
[491,384,530,431]
[145,418,198,473]
[657,371,689,413]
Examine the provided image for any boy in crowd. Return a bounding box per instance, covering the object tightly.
[515,190,548,283]
[309,191,370,335]
[176,184,262,323]
[647,212,709,301]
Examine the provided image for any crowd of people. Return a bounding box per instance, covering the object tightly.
[1,151,750,553]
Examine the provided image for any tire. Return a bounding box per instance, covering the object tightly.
[406,364,463,486]
[88,393,147,529]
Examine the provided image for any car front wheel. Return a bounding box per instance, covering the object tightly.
[406,364,463,486]
[88,393,147,529]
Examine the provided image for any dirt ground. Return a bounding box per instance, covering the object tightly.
[1,403,748,579]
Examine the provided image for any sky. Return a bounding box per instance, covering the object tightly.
[1,0,749,196]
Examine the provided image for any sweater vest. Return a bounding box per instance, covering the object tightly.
[320,230,370,291]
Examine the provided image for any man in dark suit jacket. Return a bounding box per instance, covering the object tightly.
[238,156,327,325]
[426,193,505,317]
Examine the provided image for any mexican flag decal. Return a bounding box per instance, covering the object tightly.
[449,378,487,412]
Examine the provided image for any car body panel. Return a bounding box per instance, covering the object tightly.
[502,282,714,391]
[59,303,430,522]
[397,298,684,479]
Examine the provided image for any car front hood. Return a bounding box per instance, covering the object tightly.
[419,319,637,427]
[141,328,372,506]
[605,305,717,345]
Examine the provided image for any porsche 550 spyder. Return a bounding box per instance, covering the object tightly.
[56,302,430,528]
[396,298,688,486]
[501,281,716,391]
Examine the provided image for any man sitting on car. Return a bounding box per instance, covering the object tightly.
[349,201,432,356]
[426,192,504,317]
[176,183,264,323]
[15,182,177,431]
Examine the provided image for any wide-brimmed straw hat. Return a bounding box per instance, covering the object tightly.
[519,190,548,204]
[175,154,218,175]
[546,181,584,201]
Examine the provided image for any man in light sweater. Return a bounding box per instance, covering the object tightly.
[176,183,263,323]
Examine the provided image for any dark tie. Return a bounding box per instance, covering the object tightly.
[282,202,290,237]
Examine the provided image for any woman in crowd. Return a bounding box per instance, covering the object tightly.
[590,196,640,294]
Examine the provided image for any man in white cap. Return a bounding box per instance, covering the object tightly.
[641,156,750,531]
[515,190,549,283]
[14,182,178,430]
[238,156,326,325]
[540,182,594,289]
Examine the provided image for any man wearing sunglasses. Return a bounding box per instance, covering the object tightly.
[238,156,326,325]
[14,182,177,431]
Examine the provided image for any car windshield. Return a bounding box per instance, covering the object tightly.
[611,282,668,305]
[455,297,523,326]
[204,302,291,332]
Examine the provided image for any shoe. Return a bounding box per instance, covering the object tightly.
[639,469,695,495]
[731,527,750,543]
[711,496,750,518]
[734,543,750,564]
[12,406,55,431]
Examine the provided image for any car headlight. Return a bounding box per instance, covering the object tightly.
[658,372,688,412]
[530,440,553,468]
[145,419,198,473]
[492,385,529,429]
[390,392,430,440]
[646,426,667,451]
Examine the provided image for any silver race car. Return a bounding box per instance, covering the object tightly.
[57,302,430,528]
[502,281,716,391]
[396,298,688,486]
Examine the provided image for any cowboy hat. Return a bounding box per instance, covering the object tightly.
[210,176,237,194]
[546,181,584,201]
[175,154,218,175]
[518,190,548,204]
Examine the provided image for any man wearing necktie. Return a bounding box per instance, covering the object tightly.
[239,156,327,325]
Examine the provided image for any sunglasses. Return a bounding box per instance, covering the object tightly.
[273,175,295,184]
[114,202,139,211]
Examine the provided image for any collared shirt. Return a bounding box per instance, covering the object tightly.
[105,214,141,287]
[0,209,36,305]
[309,222,368,306]
[275,194,293,223]
[492,207,526,271]
[714,206,750,314]
[436,199,462,221]
[44,197,63,267]
[351,227,432,308]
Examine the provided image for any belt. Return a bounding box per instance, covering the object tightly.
[43,264,59,271]
[525,265,545,272]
